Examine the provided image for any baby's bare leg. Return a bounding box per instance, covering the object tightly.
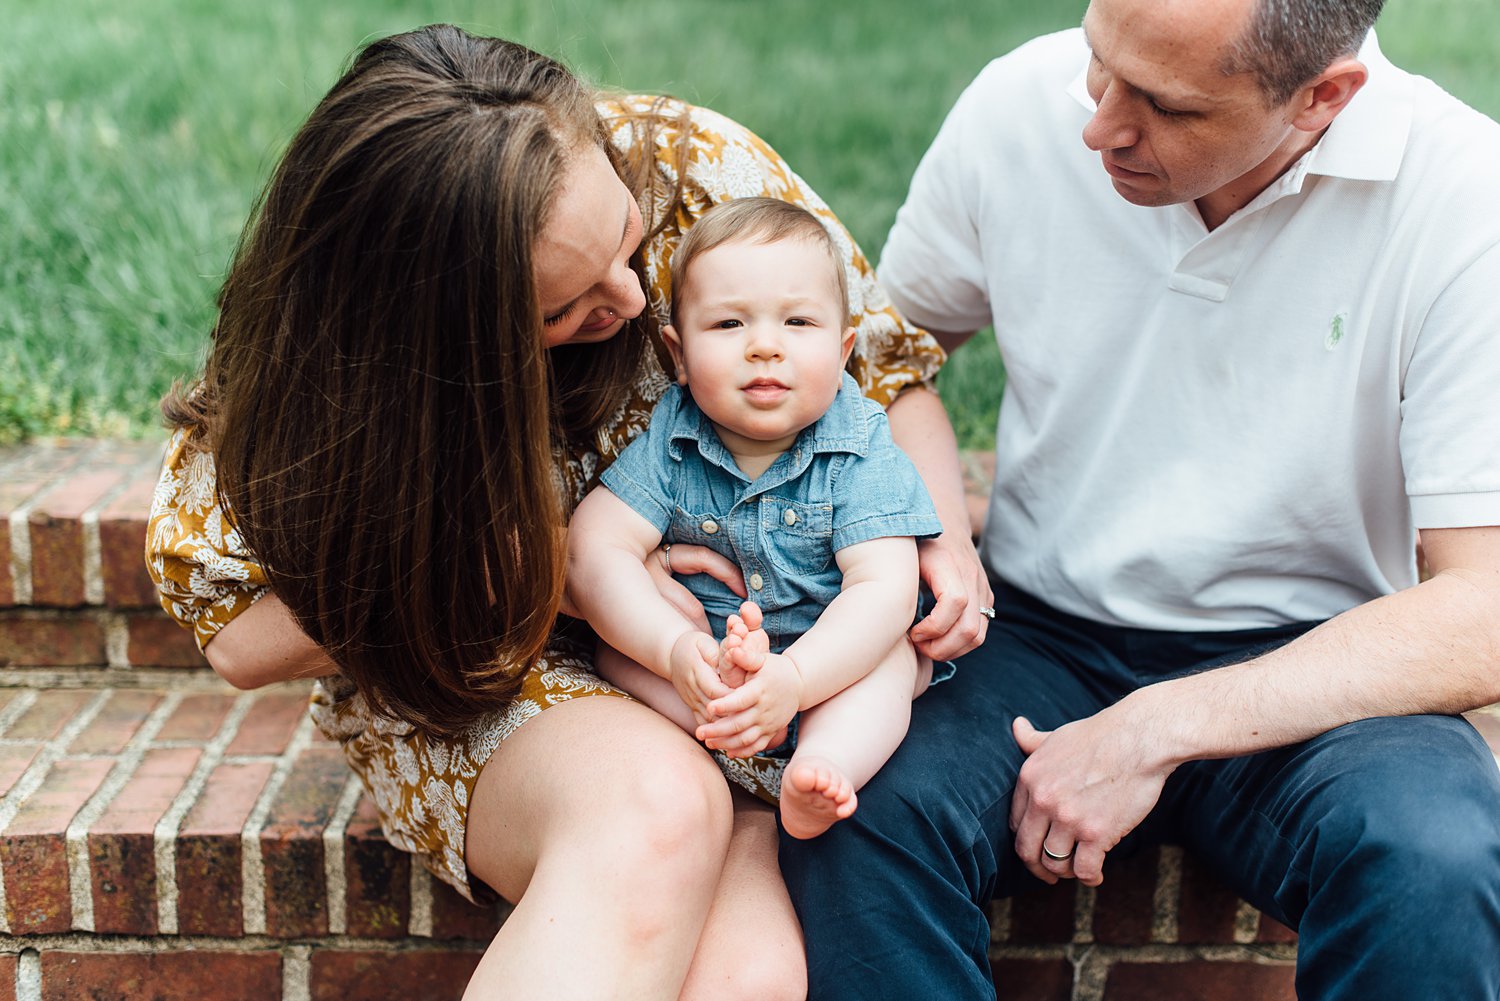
[594,643,698,735]
[780,639,919,840]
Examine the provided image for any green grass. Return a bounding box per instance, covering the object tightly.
[3,0,1496,446]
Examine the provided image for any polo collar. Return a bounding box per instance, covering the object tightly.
[1063,29,1412,185]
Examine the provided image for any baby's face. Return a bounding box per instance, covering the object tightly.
[667,236,853,459]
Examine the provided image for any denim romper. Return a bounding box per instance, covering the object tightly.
[601,373,944,653]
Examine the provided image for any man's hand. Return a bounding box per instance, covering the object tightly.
[1008,712,1175,887]
[909,532,993,661]
[668,631,731,725]
[697,652,803,757]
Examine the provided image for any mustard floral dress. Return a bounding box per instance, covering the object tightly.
[147,95,946,902]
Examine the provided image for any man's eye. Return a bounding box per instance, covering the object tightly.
[1148,99,1186,118]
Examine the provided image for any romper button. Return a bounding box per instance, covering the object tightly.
[701,519,719,534]
[749,573,764,591]
[783,509,798,527]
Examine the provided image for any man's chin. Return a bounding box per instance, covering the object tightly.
[1109,176,1176,209]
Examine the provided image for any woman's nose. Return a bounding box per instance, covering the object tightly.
[607,264,647,320]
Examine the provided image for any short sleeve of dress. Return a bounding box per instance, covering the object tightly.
[598,96,947,413]
[145,428,270,651]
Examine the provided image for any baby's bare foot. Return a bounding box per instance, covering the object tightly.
[780,756,857,840]
[719,601,769,687]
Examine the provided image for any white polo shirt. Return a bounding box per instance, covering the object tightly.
[881,29,1500,630]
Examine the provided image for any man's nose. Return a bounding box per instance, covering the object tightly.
[1082,83,1137,152]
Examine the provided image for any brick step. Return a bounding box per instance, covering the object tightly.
[3,439,1498,999]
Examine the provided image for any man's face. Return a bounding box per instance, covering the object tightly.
[1080,0,1310,221]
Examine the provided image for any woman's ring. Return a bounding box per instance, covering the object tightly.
[979,606,996,619]
[1042,843,1075,862]
[661,544,673,573]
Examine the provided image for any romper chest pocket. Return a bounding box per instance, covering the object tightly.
[670,506,730,550]
[762,499,834,575]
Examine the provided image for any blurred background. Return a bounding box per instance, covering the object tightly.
[2,0,1496,448]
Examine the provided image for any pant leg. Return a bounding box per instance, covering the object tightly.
[778,599,1132,1001]
[1165,713,1500,1001]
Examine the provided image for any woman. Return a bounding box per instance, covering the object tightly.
[147,24,989,999]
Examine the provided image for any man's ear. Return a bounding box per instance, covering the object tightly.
[839,325,858,367]
[662,323,689,385]
[1290,57,1368,133]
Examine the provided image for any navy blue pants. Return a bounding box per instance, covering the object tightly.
[779,583,1500,1000]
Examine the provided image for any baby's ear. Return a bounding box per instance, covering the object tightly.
[839,325,857,366]
[662,324,689,385]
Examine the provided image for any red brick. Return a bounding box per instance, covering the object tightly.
[125,611,207,668]
[0,612,106,667]
[430,877,506,941]
[100,454,164,609]
[176,760,274,935]
[0,743,42,797]
[157,692,237,742]
[0,757,114,933]
[1092,847,1160,944]
[40,950,281,1001]
[344,793,411,938]
[1103,960,1296,1001]
[309,950,483,1001]
[29,484,118,608]
[0,519,11,608]
[1175,853,1245,944]
[0,953,14,1001]
[225,691,309,756]
[1258,913,1298,944]
[1008,879,1077,944]
[88,747,201,934]
[4,689,94,740]
[261,746,349,937]
[991,958,1074,1001]
[68,689,162,754]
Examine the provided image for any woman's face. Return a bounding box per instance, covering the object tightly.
[532,145,647,348]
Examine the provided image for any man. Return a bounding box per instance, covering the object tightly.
[778,0,1500,997]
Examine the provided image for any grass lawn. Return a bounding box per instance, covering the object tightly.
[3,0,1497,446]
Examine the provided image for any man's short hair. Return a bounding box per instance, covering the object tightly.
[1224,0,1387,105]
[669,197,849,325]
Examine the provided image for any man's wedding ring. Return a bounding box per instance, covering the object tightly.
[1042,844,1075,862]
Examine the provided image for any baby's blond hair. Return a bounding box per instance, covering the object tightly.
[669,197,849,325]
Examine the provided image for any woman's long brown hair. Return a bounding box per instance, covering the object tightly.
[163,25,677,738]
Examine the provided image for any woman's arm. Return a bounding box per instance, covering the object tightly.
[203,593,338,689]
[886,385,994,660]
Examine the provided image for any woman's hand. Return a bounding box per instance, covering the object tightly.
[909,532,993,661]
[644,543,747,633]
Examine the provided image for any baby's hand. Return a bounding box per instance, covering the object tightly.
[717,601,768,688]
[669,631,730,724]
[697,652,802,757]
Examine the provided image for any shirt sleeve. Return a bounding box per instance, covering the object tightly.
[1400,239,1500,528]
[877,69,997,336]
[830,403,945,551]
[145,429,270,652]
[596,390,680,535]
[601,95,947,410]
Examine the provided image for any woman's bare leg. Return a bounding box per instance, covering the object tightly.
[680,791,806,1001]
[462,696,733,1001]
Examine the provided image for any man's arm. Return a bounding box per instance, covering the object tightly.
[1010,524,1500,887]
[885,361,994,662]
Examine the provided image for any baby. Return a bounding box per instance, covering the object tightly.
[567,197,945,838]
